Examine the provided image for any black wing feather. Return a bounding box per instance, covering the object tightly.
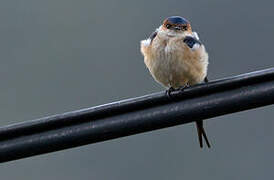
[183,36,201,49]
[149,31,157,43]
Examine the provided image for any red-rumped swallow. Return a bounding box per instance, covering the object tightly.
[140,16,210,148]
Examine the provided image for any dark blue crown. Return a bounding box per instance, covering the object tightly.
[167,16,189,25]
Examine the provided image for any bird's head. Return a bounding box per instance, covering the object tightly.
[160,16,192,37]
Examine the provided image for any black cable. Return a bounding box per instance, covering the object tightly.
[0,68,273,163]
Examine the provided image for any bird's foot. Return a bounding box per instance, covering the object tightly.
[166,87,175,99]
[179,83,190,91]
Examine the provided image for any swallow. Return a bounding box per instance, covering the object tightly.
[140,16,211,148]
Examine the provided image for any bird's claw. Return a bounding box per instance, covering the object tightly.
[179,83,190,91]
[166,87,175,99]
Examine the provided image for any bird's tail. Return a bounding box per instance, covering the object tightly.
[195,120,211,148]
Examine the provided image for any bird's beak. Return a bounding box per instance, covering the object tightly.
[174,26,181,31]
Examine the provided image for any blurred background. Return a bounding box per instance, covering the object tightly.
[0,0,273,179]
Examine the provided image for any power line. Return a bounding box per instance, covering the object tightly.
[0,68,273,163]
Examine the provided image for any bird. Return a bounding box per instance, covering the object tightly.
[140,16,211,148]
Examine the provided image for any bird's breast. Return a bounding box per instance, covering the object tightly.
[143,36,208,88]
[147,38,184,87]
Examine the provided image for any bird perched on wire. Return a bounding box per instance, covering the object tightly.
[140,16,211,148]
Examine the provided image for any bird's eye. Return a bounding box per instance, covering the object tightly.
[166,24,171,29]
[182,25,188,31]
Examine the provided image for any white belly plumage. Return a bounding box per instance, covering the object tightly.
[149,43,187,88]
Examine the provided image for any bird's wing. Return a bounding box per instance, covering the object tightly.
[141,30,158,47]
[183,36,201,49]
[192,32,200,40]
[149,31,158,42]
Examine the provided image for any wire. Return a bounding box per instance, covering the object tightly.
[0,68,273,163]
